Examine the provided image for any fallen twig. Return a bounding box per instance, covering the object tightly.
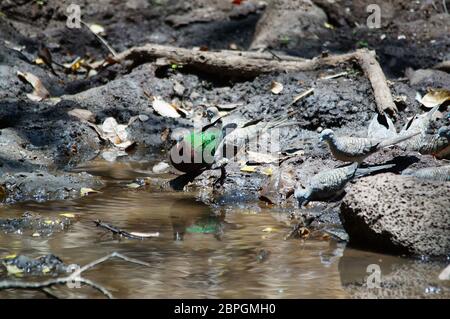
[108,43,358,77]
[77,18,117,57]
[289,88,315,107]
[353,50,398,115]
[0,252,149,298]
[94,219,159,239]
[320,71,348,80]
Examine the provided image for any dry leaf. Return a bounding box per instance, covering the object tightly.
[160,128,170,142]
[240,165,256,173]
[270,81,284,94]
[89,24,105,35]
[34,57,45,65]
[323,22,335,30]
[101,117,134,149]
[439,265,450,281]
[417,89,450,108]
[152,97,181,118]
[261,167,273,176]
[17,71,50,101]
[247,151,278,164]
[5,264,23,275]
[80,187,101,197]
[68,108,95,123]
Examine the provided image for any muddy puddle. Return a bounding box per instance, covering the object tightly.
[0,161,448,299]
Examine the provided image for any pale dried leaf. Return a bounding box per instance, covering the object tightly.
[152,97,181,118]
[247,151,278,164]
[261,167,273,176]
[80,188,101,197]
[417,89,450,108]
[270,81,284,94]
[102,117,120,134]
[68,108,95,123]
[17,71,50,101]
[89,24,105,35]
[439,264,450,280]
[101,117,133,148]
[34,57,45,65]
[5,264,23,275]
[240,165,256,173]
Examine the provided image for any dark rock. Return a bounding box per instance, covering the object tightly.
[0,212,72,237]
[340,173,450,257]
[1,253,68,276]
[0,171,104,204]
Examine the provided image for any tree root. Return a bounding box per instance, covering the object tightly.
[0,252,150,299]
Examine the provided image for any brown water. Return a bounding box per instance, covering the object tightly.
[0,161,449,299]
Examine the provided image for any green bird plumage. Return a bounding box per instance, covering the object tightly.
[169,107,299,174]
[169,128,223,173]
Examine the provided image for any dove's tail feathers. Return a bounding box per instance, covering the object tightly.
[355,163,396,177]
[379,130,421,148]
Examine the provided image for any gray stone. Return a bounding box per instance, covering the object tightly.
[340,173,450,257]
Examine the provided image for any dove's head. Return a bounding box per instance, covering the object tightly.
[438,126,450,138]
[319,129,335,143]
[294,187,311,207]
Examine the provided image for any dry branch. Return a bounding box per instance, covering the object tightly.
[353,50,398,115]
[94,220,159,240]
[0,252,150,299]
[102,44,395,114]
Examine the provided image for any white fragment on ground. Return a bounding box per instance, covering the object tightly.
[152,162,170,174]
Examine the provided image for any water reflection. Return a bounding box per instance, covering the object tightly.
[0,161,448,299]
